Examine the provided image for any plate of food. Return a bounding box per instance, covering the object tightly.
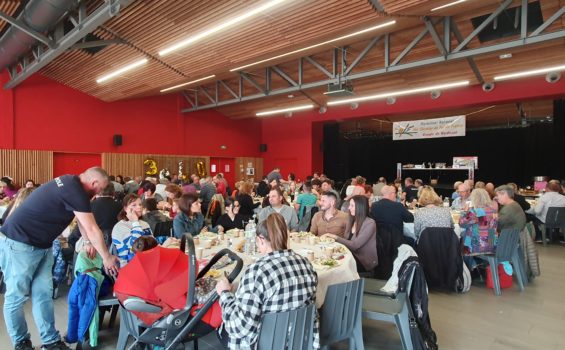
[296,231,314,238]
[319,236,335,244]
[198,231,218,239]
[312,257,341,270]
[332,244,347,254]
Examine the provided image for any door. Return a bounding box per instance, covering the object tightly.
[210,157,236,191]
[53,152,102,177]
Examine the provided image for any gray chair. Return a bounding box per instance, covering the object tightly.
[320,279,364,350]
[540,207,565,246]
[362,269,416,350]
[476,229,525,296]
[257,303,316,350]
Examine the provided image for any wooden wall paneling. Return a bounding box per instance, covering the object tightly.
[235,157,263,182]
[0,149,53,186]
[102,153,211,180]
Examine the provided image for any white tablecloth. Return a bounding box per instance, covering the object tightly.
[197,233,359,308]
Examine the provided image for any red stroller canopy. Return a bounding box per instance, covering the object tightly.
[114,246,196,325]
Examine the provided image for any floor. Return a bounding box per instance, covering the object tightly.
[1,244,564,349]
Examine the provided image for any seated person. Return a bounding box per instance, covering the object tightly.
[414,186,453,241]
[173,193,205,238]
[459,188,498,263]
[294,181,318,221]
[451,181,463,200]
[142,197,171,232]
[215,213,318,349]
[112,194,153,267]
[370,185,414,232]
[215,198,245,233]
[310,191,349,238]
[322,195,377,274]
[527,180,565,240]
[451,183,471,210]
[205,193,225,227]
[140,182,164,204]
[258,188,299,231]
[403,177,419,204]
[495,185,526,232]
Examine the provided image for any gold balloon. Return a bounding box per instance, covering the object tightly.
[143,159,158,175]
[196,161,206,177]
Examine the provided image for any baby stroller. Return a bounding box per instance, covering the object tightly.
[114,233,243,350]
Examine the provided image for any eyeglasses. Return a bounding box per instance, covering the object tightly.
[233,204,240,208]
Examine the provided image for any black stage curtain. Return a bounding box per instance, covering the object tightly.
[324,99,565,188]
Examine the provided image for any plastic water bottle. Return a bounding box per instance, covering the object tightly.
[244,215,257,255]
[443,196,450,207]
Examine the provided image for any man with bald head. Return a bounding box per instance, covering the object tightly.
[451,183,471,210]
[0,167,119,350]
[370,185,414,232]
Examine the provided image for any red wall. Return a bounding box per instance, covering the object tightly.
[53,152,102,177]
[0,73,261,159]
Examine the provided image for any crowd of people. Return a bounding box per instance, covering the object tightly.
[1,167,565,349]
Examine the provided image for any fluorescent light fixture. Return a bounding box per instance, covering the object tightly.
[327,81,469,106]
[96,59,148,83]
[431,0,467,12]
[256,104,314,117]
[231,20,396,72]
[159,0,287,56]
[494,64,565,81]
[160,75,216,93]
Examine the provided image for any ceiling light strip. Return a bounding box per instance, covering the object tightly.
[493,64,565,81]
[256,104,314,116]
[159,0,287,56]
[231,20,396,72]
[96,59,148,83]
[160,75,216,93]
[327,81,470,106]
[430,0,467,12]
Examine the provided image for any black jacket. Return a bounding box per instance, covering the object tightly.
[415,227,462,292]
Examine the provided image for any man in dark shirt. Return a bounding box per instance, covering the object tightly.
[0,167,119,350]
[199,176,217,214]
[403,177,419,203]
[371,185,414,232]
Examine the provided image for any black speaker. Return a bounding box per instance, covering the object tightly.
[113,134,123,146]
[259,143,267,152]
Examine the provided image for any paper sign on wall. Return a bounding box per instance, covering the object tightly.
[393,115,466,141]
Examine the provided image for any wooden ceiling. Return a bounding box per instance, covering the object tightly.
[3,0,565,125]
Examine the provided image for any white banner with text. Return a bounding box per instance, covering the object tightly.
[392,115,466,141]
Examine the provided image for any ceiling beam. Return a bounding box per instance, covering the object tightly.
[4,0,135,89]
[182,5,565,113]
[0,11,55,48]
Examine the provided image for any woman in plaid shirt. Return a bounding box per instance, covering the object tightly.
[215,213,319,349]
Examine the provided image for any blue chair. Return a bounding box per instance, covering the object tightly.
[320,279,364,350]
[476,229,525,296]
[362,268,416,350]
[257,303,316,350]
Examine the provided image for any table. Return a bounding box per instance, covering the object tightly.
[196,232,359,308]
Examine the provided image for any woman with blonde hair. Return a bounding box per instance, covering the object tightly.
[459,188,498,256]
[414,186,453,241]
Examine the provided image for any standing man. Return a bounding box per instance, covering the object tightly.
[266,167,284,184]
[0,167,119,350]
